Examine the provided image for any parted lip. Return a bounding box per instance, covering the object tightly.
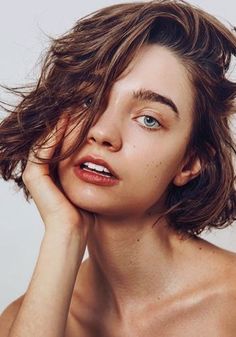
[75,155,119,179]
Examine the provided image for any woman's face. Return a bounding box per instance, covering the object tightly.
[58,45,195,218]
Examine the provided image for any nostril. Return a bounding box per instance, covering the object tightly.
[103,141,113,147]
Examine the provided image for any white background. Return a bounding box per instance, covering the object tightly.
[0,0,235,313]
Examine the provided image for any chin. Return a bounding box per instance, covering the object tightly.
[64,189,116,214]
[64,190,141,218]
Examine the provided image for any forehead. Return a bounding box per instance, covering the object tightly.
[112,44,194,121]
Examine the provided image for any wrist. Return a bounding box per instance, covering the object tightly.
[44,222,81,241]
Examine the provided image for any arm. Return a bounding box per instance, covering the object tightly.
[0,117,95,337]
[6,228,82,337]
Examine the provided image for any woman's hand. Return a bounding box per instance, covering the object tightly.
[5,117,95,337]
[22,116,95,246]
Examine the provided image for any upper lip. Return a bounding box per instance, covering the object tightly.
[75,155,119,179]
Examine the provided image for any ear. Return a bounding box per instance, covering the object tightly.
[173,154,202,187]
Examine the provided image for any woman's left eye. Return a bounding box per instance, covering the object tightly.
[136,115,161,130]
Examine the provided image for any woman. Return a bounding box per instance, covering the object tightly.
[0,0,236,336]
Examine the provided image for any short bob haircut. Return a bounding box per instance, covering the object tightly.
[0,0,235,238]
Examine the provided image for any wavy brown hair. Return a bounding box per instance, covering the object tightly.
[0,0,236,237]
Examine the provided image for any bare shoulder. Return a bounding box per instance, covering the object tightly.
[221,248,236,303]
[209,246,236,333]
[195,237,236,278]
[172,240,236,335]
[0,294,25,337]
[220,254,236,335]
[214,245,236,283]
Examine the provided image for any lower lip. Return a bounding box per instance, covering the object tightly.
[74,167,119,186]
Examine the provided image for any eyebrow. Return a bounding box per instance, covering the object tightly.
[132,89,180,119]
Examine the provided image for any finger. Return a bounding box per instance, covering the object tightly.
[27,173,74,225]
[22,116,75,224]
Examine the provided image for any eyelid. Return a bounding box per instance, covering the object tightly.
[137,108,165,122]
[136,103,176,122]
[135,114,162,131]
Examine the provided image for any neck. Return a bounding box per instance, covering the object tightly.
[78,213,197,319]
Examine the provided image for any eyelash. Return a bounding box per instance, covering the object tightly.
[135,115,162,131]
[82,98,162,131]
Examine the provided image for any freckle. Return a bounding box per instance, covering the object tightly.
[137,238,140,242]
[199,247,202,250]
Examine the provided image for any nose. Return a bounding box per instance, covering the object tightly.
[86,109,122,152]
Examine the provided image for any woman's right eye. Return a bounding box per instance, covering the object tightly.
[83,97,93,108]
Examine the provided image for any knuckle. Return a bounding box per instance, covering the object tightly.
[22,168,32,185]
[22,164,39,185]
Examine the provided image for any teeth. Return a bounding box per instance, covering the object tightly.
[83,161,111,174]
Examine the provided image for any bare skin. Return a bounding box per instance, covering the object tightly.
[2,245,236,337]
[1,45,236,337]
[65,241,236,337]
[0,119,95,337]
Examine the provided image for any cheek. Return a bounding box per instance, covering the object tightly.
[134,141,186,190]
[59,115,87,157]
[142,161,171,191]
[57,161,68,194]
[60,123,78,155]
[128,151,182,210]
[57,122,84,178]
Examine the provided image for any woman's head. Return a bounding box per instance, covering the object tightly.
[58,44,198,223]
[0,0,235,237]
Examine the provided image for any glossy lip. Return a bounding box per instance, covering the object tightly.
[74,167,119,186]
[74,155,120,179]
